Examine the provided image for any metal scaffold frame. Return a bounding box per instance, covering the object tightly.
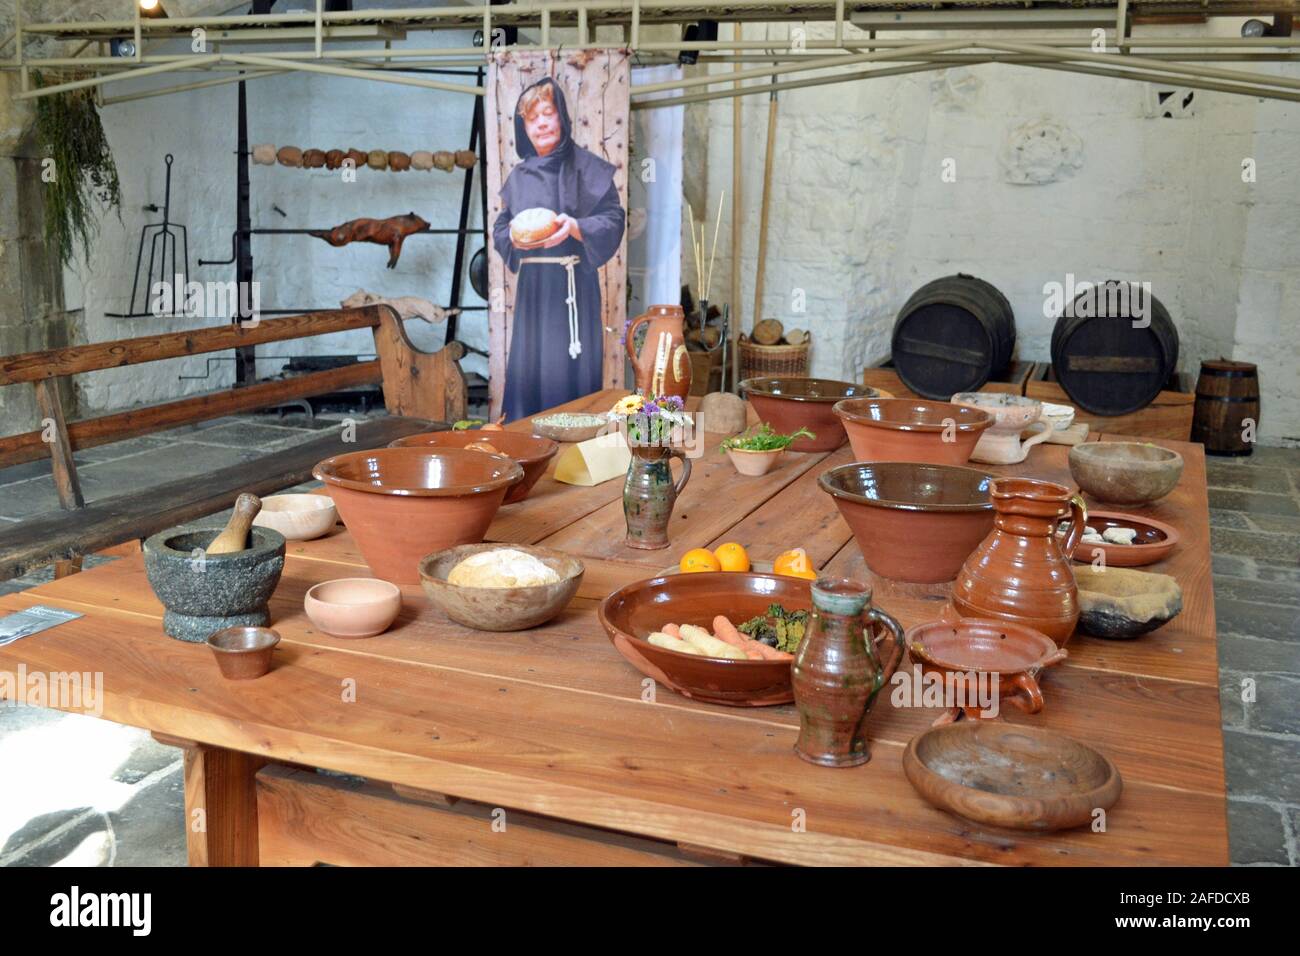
[2,0,1299,106]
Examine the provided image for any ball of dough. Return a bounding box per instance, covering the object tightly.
[447,549,562,589]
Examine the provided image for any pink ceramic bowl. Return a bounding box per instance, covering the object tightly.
[304,577,403,638]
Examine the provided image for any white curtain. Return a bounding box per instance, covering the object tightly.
[628,65,683,313]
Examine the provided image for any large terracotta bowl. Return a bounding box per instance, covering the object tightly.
[1069,441,1184,505]
[313,448,523,585]
[819,461,996,583]
[599,571,823,706]
[739,377,886,452]
[389,430,558,504]
[833,398,993,465]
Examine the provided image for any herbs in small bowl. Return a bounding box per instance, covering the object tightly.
[721,424,815,476]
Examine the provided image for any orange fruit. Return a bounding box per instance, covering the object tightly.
[713,542,750,573]
[679,548,722,573]
[773,547,817,580]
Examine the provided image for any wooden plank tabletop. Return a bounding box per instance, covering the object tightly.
[0,390,1228,866]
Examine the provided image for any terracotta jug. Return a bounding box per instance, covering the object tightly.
[623,444,692,550]
[792,578,906,768]
[951,477,1086,647]
[626,305,691,401]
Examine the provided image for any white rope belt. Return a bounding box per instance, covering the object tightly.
[521,254,582,360]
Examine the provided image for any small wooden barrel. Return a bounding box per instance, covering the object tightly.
[1192,360,1259,456]
[891,274,1016,400]
[1050,282,1179,416]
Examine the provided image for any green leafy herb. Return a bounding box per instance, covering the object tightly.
[738,603,810,654]
[452,419,485,431]
[721,424,815,453]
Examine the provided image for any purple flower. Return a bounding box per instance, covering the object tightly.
[644,402,661,416]
[665,395,685,410]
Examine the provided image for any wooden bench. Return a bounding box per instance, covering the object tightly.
[0,305,467,581]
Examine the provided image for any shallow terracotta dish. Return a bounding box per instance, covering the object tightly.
[313,448,522,585]
[818,461,995,583]
[304,577,402,638]
[1075,565,1183,639]
[530,414,610,443]
[834,398,993,465]
[1069,441,1184,505]
[902,721,1122,832]
[600,571,842,707]
[207,626,280,680]
[419,543,584,631]
[905,610,1067,724]
[740,377,885,452]
[1069,511,1180,567]
[252,493,338,541]
[389,430,558,504]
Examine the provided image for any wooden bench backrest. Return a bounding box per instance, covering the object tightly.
[0,306,467,510]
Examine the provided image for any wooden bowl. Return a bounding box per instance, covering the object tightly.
[419,543,584,631]
[903,721,1122,831]
[389,430,558,504]
[313,448,523,585]
[1069,511,1180,567]
[818,461,995,583]
[1074,565,1183,639]
[599,571,829,707]
[834,398,993,465]
[739,377,882,452]
[252,493,338,541]
[530,414,610,443]
[1069,441,1184,505]
[304,577,402,639]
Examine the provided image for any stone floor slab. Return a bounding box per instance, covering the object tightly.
[1227,799,1292,865]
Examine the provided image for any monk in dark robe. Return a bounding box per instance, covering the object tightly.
[494,77,626,420]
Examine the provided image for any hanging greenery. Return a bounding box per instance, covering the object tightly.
[31,71,122,266]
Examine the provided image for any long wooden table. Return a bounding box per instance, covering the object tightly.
[0,388,1228,866]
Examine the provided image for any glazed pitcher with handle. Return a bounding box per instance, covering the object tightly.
[952,477,1087,647]
[622,445,692,550]
[626,305,691,402]
[792,578,906,767]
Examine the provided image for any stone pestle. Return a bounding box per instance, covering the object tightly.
[206,493,262,555]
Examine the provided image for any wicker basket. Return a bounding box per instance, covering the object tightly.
[738,333,811,381]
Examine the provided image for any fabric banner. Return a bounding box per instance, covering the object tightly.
[628,65,684,319]
[485,49,631,421]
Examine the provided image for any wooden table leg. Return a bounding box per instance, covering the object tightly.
[154,734,265,867]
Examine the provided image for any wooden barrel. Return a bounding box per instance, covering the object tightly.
[890,274,1016,400]
[1050,281,1179,416]
[1192,360,1260,456]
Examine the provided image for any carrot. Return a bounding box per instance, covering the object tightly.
[752,642,793,661]
[662,623,682,639]
[739,643,765,660]
[712,615,748,648]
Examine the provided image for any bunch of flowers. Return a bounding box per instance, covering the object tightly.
[611,393,689,445]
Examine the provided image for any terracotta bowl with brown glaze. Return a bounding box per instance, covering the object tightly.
[419,543,584,631]
[389,430,558,504]
[818,461,996,583]
[905,609,1068,724]
[739,377,886,452]
[833,398,993,465]
[1068,511,1180,568]
[599,571,839,707]
[313,448,523,585]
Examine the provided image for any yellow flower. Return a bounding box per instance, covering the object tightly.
[611,394,644,416]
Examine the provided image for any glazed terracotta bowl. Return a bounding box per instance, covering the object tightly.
[1068,511,1180,567]
[304,577,403,638]
[313,448,523,585]
[389,430,558,504]
[818,461,996,583]
[1069,441,1184,505]
[739,377,885,452]
[252,493,338,541]
[207,626,280,680]
[905,610,1067,724]
[419,543,584,631]
[599,571,834,707]
[833,398,993,465]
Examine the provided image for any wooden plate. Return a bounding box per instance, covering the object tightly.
[1070,511,1180,567]
[530,418,609,443]
[902,721,1122,832]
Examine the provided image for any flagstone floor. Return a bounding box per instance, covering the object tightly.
[0,416,1296,866]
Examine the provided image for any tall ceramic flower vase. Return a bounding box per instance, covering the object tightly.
[791,579,906,768]
[626,305,692,402]
[623,445,692,550]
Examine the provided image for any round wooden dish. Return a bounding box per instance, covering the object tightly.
[530,415,609,443]
[599,571,851,706]
[1069,511,1180,567]
[903,721,1122,832]
[419,543,584,632]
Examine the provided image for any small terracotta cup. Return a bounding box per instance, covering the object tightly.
[726,446,785,476]
[304,578,403,638]
[207,626,280,680]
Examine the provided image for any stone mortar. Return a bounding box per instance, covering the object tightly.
[143,525,286,643]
